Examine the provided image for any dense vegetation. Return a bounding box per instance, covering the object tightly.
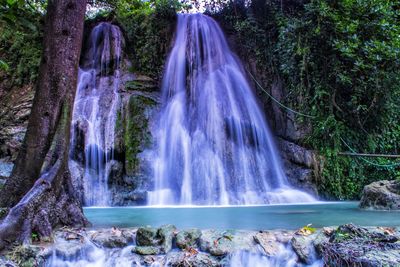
[1,0,399,200]
[0,0,44,85]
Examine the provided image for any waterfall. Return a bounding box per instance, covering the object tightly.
[70,22,122,206]
[148,14,315,205]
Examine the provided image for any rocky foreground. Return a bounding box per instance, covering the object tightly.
[0,223,399,266]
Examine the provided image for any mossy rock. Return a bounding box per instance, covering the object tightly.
[176,228,202,249]
[123,94,156,176]
[133,245,160,255]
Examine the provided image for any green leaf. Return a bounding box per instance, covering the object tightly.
[0,60,9,71]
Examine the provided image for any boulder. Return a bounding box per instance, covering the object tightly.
[199,230,256,256]
[90,228,134,248]
[253,231,280,256]
[158,224,177,253]
[136,226,159,246]
[135,225,176,254]
[291,235,315,264]
[176,229,202,249]
[199,230,234,256]
[359,180,400,210]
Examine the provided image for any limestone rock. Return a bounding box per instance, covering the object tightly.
[133,246,160,255]
[253,231,280,256]
[136,226,159,246]
[135,225,176,254]
[359,180,400,210]
[291,235,315,264]
[90,228,134,248]
[176,228,202,249]
[199,230,256,256]
[158,224,177,253]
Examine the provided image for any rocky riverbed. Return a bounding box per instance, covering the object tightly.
[1,223,399,266]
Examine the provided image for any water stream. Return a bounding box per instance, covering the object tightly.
[70,22,122,206]
[46,237,322,267]
[148,14,314,205]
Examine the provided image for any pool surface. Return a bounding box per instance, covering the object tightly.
[84,202,400,230]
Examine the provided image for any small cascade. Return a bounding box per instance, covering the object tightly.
[45,239,323,267]
[46,241,141,267]
[148,14,315,205]
[70,22,123,206]
[229,246,323,267]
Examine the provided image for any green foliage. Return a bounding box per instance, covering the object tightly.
[214,0,400,199]
[0,0,44,85]
[112,0,180,78]
[31,232,38,242]
[0,24,42,85]
[0,59,9,71]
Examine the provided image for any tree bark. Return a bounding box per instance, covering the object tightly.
[0,0,86,207]
[0,0,88,249]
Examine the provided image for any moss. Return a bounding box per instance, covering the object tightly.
[124,94,156,175]
[125,80,157,92]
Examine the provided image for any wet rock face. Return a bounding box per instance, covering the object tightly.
[136,227,159,246]
[291,235,315,264]
[176,228,202,249]
[90,228,135,248]
[135,225,177,254]
[67,21,160,206]
[0,85,34,161]
[279,138,320,196]
[199,230,256,256]
[80,22,125,76]
[253,231,280,256]
[359,180,400,210]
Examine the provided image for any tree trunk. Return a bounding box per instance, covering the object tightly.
[0,0,88,249]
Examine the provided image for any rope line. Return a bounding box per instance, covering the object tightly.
[340,137,400,168]
[247,70,316,119]
[247,70,400,169]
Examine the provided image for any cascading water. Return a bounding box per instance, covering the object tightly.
[70,22,122,206]
[229,246,322,267]
[45,237,322,267]
[148,14,315,205]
